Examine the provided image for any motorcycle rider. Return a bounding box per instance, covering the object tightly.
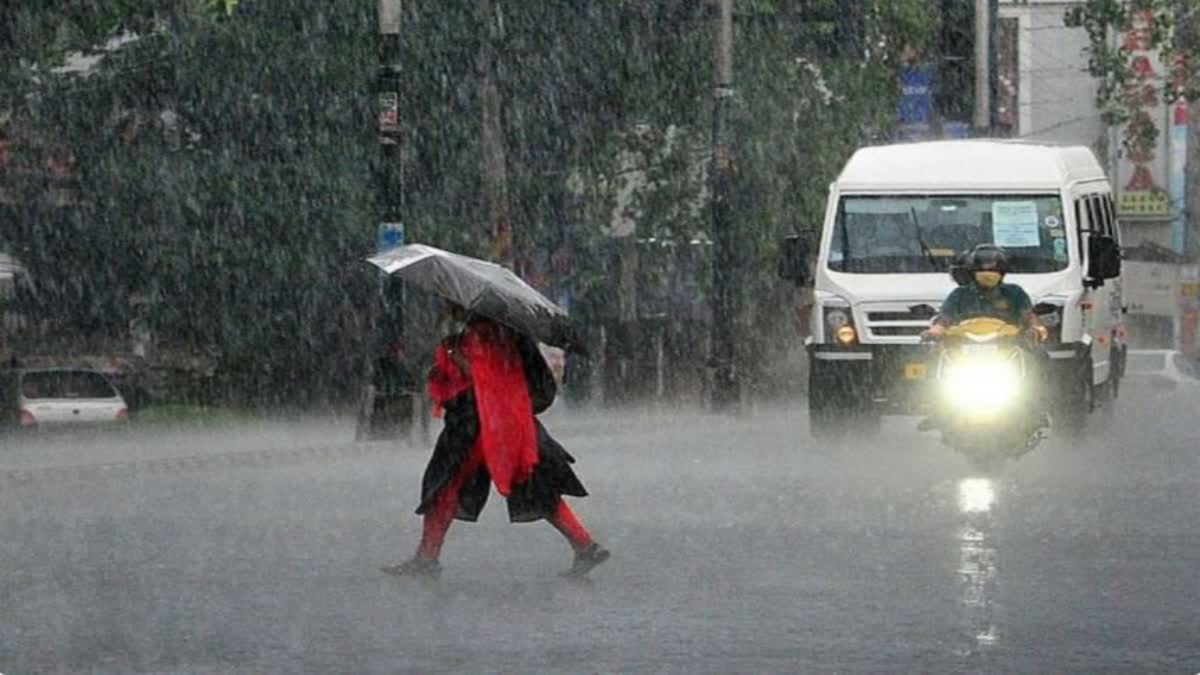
[922,244,1045,343]
[918,244,1048,433]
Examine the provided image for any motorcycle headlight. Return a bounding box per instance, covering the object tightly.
[941,352,1023,415]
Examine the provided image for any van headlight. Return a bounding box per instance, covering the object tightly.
[822,303,857,345]
[941,352,1023,415]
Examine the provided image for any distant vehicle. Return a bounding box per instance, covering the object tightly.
[1124,350,1200,390]
[0,368,129,429]
[778,140,1124,438]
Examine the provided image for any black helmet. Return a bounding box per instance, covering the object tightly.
[949,251,972,286]
[968,244,1009,275]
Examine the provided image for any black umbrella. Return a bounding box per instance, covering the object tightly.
[367,244,587,353]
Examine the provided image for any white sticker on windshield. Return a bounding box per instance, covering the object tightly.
[1053,238,1068,261]
[991,201,1041,247]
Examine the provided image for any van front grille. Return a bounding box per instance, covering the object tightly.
[861,303,941,342]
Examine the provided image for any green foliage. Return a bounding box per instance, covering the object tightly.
[0,0,156,63]
[1065,0,1199,148]
[5,1,376,404]
[208,0,240,17]
[3,0,942,404]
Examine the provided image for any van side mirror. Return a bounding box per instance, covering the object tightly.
[1087,236,1121,284]
[778,233,813,285]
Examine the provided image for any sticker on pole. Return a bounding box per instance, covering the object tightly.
[377,222,405,252]
[991,201,1041,247]
[377,91,400,140]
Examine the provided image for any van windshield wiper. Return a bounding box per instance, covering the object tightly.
[909,207,939,272]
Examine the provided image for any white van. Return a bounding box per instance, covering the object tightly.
[779,140,1124,436]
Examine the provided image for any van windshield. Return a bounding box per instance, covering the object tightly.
[828,194,1069,274]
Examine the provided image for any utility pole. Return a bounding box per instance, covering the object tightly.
[357,0,406,441]
[478,0,513,268]
[709,0,740,412]
[973,0,991,134]
[377,0,404,244]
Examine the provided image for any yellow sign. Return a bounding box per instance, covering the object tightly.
[1119,191,1170,218]
[1182,282,1200,298]
[904,363,927,380]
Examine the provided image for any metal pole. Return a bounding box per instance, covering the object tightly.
[709,0,740,412]
[357,0,405,441]
[377,0,404,233]
[478,0,513,268]
[974,0,991,133]
[1170,100,1189,255]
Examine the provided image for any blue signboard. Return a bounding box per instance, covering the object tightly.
[377,222,405,251]
[942,121,971,139]
[897,65,934,125]
[896,64,934,141]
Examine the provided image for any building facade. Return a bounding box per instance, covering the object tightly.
[998,0,1197,353]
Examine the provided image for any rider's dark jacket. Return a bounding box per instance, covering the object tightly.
[939,282,1032,325]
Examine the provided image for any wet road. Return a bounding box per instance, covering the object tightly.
[1,389,1198,673]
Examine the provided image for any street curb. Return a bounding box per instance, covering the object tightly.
[0,440,413,491]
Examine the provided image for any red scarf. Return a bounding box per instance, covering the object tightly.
[426,321,539,496]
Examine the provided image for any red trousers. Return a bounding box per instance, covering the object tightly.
[417,444,594,560]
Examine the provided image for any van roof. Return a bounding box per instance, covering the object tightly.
[837,140,1107,192]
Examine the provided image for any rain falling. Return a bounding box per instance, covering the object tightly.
[1,1,1198,673]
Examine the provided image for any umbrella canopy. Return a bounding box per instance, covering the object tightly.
[367,244,586,353]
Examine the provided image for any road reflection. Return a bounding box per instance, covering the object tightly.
[958,477,995,514]
[955,477,1001,656]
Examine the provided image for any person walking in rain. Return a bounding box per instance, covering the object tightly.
[383,303,610,578]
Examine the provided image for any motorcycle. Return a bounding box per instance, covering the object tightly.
[922,317,1049,468]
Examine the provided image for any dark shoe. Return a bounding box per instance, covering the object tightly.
[561,543,610,578]
[381,556,441,578]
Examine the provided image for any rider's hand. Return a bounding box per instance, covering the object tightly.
[921,324,947,342]
[1025,325,1048,344]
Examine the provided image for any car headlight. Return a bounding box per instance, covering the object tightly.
[941,353,1023,415]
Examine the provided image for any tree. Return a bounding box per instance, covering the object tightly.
[1066,0,1199,152]
[3,1,378,404]
[0,0,951,406]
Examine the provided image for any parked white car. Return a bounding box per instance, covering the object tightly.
[2,368,129,429]
[1124,350,1200,389]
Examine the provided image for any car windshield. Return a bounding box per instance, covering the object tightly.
[829,194,1069,274]
[21,370,118,400]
